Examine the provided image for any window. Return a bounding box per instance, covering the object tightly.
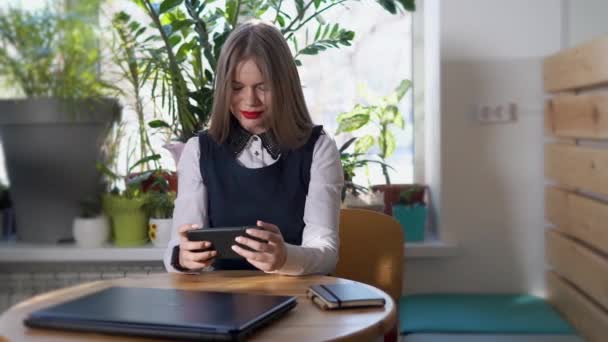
[297,1,418,186]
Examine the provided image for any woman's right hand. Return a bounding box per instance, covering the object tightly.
[178,224,217,270]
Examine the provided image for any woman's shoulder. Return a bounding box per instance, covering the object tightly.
[180,136,200,159]
[312,131,339,160]
[186,135,200,147]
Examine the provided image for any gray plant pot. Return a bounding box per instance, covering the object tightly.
[0,98,120,243]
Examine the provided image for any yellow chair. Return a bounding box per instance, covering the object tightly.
[334,208,404,302]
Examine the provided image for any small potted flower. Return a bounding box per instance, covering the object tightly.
[72,195,110,248]
[392,185,427,242]
[98,154,161,247]
[144,188,176,248]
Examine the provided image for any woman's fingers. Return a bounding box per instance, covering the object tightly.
[185,250,217,262]
[231,244,268,262]
[181,240,211,252]
[235,236,274,253]
[178,223,202,243]
[175,224,213,270]
[180,249,216,269]
[246,228,282,244]
[256,220,280,233]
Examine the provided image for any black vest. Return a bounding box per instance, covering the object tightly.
[198,126,324,270]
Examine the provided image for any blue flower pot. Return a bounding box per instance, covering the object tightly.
[392,204,427,242]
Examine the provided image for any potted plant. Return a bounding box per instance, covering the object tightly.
[339,137,386,212]
[100,177,151,247]
[0,4,120,243]
[72,195,110,248]
[98,118,161,247]
[335,79,414,215]
[144,188,176,248]
[392,185,427,242]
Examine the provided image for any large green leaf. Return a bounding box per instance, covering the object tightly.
[297,23,354,56]
[394,111,405,129]
[379,130,396,158]
[354,135,374,154]
[276,14,285,27]
[375,0,416,14]
[159,0,184,15]
[397,0,416,11]
[339,137,357,153]
[336,113,369,134]
[337,104,370,120]
[168,34,181,47]
[128,154,162,173]
[148,119,171,129]
[295,0,305,16]
[225,0,238,25]
[169,19,194,33]
[396,79,412,101]
[380,104,399,123]
[375,0,396,14]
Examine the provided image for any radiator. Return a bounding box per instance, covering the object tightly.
[0,264,166,313]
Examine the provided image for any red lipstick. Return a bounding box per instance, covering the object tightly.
[240,110,263,119]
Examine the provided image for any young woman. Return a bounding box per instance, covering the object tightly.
[164,20,344,275]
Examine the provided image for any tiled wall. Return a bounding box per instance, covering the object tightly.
[0,262,165,313]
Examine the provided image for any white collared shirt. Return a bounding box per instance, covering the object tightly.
[163,133,344,275]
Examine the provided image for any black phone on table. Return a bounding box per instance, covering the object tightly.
[186,226,267,259]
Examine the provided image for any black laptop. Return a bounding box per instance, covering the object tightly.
[24,286,297,341]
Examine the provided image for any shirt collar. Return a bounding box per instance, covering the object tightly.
[226,121,282,160]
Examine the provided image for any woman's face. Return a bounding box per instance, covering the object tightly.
[230,58,270,135]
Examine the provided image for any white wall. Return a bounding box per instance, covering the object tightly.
[404,0,562,294]
[565,0,608,48]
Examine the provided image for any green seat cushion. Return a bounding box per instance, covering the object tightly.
[399,294,576,335]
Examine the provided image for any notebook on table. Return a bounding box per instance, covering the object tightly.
[307,283,386,310]
[24,286,296,341]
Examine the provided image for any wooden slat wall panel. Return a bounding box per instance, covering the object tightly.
[544,34,608,340]
[547,271,608,342]
[546,230,608,310]
[567,193,608,256]
[544,36,608,92]
[545,94,608,139]
[545,143,608,196]
[545,187,608,255]
[545,187,568,228]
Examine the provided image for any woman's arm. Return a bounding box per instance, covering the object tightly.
[272,134,344,275]
[163,137,209,273]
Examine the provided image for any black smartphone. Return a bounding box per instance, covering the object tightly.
[186,226,267,259]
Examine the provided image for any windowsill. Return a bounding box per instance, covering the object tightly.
[404,240,459,258]
[0,241,165,263]
[0,240,460,263]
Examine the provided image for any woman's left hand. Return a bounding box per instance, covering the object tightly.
[232,220,287,272]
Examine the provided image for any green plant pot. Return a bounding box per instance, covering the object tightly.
[392,204,427,242]
[102,195,148,247]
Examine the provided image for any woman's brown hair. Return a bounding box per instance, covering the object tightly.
[208,20,314,150]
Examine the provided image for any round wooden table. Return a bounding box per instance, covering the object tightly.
[0,271,396,341]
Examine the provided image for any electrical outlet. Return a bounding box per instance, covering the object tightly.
[475,103,517,124]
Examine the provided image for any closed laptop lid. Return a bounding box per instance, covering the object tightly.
[25,287,296,335]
